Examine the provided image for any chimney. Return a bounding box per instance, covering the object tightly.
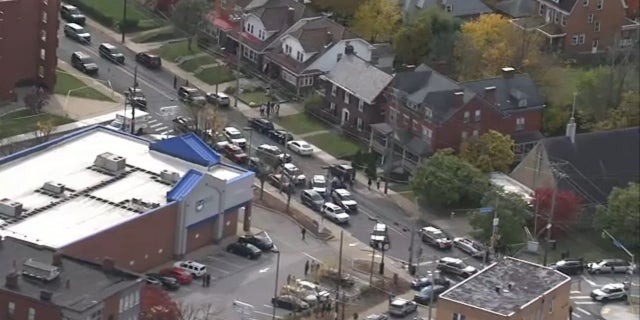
[102,257,115,272]
[495,285,501,294]
[287,7,295,25]
[5,272,19,289]
[345,43,355,55]
[484,86,497,104]
[565,116,577,144]
[52,252,63,267]
[501,67,515,79]
[325,31,333,46]
[454,90,465,106]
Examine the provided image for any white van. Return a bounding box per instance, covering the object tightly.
[108,109,150,135]
[174,260,207,278]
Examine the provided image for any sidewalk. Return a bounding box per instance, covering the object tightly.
[601,304,638,320]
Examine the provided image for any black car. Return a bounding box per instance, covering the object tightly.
[146,273,180,291]
[300,189,324,211]
[413,285,448,304]
[135,52,162,69]
[248,118,275,133]
[410,277,451,291]
[238,233,274,252]
[60,4,86,25]
[126,87,147,109]
[550,259,585,275]
[268,129,294,144]
[226,242,262,259]
[271,295,310,311]
[71,52,98,75]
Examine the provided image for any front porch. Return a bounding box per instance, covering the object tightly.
[369,123,431,174]
[511,17,566,52]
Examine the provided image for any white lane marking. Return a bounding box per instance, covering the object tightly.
[302,252,321,262]
[348,242,358,247]
[580,275,597,286]
[160,129,174,135]
[263,305,272,309]
[571,290,582,293]
[574,301,596,305]
[572,312,581,318]
[150,122,163,128]
[571,296,591,299]
[576,307,590,315]
[259,267,270,273]
[253,310,282,318]
[207,265,230,274]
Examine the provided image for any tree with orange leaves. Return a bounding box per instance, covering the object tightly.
[140,285,180,320]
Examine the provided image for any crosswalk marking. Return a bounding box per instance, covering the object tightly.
[574,301,595,305]
[160,129,174,135]
[571,290,581,294]
[572,312,581,318]
[571,296,591,299]
[576,307,590,315]
[149,122,163,128]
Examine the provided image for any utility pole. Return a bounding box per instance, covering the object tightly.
[542,185,558,266]
[369,247,375,287]
[483,197,499,267]
[234,28,243,108]
[336,231,344,320]
[427,271,435,320]
[130,65,138,135]
[271,251,281,320]
[121,0,127,43]
[408,213,417,275]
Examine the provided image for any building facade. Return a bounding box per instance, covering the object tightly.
[0,0,59,101]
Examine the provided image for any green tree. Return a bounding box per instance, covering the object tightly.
[309,0,365,24]
[470,188,531,247]
[459,130,515,173]
[410,150,490,208]
[365,160,377,180]
[592,90,640,130]
[594,183,640,250]
[352,0,401,43]
[171,0,212,51]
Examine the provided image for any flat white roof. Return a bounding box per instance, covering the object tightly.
[0,128,201,248]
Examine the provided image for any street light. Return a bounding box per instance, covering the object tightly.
[271,250,281,320]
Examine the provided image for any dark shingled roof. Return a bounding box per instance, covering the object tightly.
[462,73,545,112]
[539,0,578,12]
[0,237,142,313]
[542,127,640,205]
[495,0,538,18]
[440,257,570,316]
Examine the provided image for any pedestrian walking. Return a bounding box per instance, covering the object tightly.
[304,260,310,276]
[260,104,265,117]
[185,79,189,86]
[206,273,211,287]
[287,274,292,285]
[367,178,372,190]
[301,227,307,240]
[275,103,280,117]
[266,104,272,118]
[376,178,381,190]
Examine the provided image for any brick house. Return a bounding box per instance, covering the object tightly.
[370,65,545,174]
[512,0,640,55]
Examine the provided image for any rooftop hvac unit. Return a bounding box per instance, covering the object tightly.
[129,198,160,212]
[94,152,126,173]
[160,170,181,184]
[22,258,60,282]
[0,198,23,217]
[43,182,65,195]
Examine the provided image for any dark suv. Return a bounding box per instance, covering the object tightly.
[135,52,162,69]
[248,118,275,133]
[60,4,86,25]
[549,259,585,275]
[71,52,98,75]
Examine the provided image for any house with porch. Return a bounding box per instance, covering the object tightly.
[401,0,494,21]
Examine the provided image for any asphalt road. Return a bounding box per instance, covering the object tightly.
[57,21,486,272]
[568,271,639,320]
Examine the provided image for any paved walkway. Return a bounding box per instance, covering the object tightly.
[601,304,638,320]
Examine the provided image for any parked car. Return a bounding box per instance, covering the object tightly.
[126,87,147,110]
[410,276,451,291]
[549,258,585,275]
[64,23,91,43]
[178,86,206,106]
[268,174,293,193]
[269,129,294,144]
[173,116,195,134]
[587,259,632,274]
[248,118,274,133]
[98,43,125,64]
[146,273,180,291]
[159,268,193,285]
[331,188,357,212]
[223,127,247,149]
[370,223,390,248]
[238,233,274,252]
[70,51,98,75]
[173,260,207,278]
[226,242,262,259]
[60,4,86,25]
[223,143,248,164]
[271,295,309,311]
[591,283,628,302]
[388,298,417,317]
[205,92,230,107]
[287,140,313,156]
[309,175,327,196]
[436,257,478,278]
[135,52,162,69]
[364,315,388,320]
[281,162,306,185]
[256,144,291,165]
[453,237,486,259]
[320,202,350,224]
[420,226,453,249]
[300,189,324,211]
[414,284,448,304]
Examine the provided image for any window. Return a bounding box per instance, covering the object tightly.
[539,3,545,15]
[258,30,263,39]
[587,13,594,23]
[518,99,528,107]
[422,126,432,141]
[134,290,140,306]
[329,102,336,111]
[281,70,296,85]
[28,308,36,320]
[120,297,124,312]
[403,114,410,126]
[452,314,466,320]
[389,108,398,122]
[594,21,601,32]
[300,76,313,87]
[296,51,304,62]
[461,131,468,140]
[516,117,525,131]
[472,130,479,137]
[358,99,364,112]
[592,39,599,48]
[583,0,588,5]
[42,11,47,23]
[8,302,15,316]
[561,14,566,26]
[554,10,560,23]
[463,111,470,123]
[40,48,46,60]
[596,0,603,9]
[474,110,481,122]
[425,108,433,119]
[407,100,418,111]
[331,84,337,96]
[445,4,452,12]
[284,44,292,54]
[356,118,363,131]
[40,29,47,41]
[572,35,579,45]
[90,310,102,320]
[412,119,419,131]
[579,34,585,44]
[344,92,350,104]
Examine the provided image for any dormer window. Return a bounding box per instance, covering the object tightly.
[518,99,528,107]
[445,4,452,12]
[296,51,304,62]
[284,44,292,54]
[407,101,418,111]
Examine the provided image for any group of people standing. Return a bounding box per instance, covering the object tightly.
[259,101,280,118]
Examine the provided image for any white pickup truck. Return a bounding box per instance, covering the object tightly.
[108,109,151,135]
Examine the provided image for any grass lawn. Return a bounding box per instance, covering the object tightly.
[542,228,628,263]
[155,40,201,62]
[54,70,113,101]
[275,113,327,134]
[79,0,149,21]
[306,132,362,159]
[238,91,271,106]
[195,65,235,85]
[179,55,218,73]
[0,109,74,139]
[132,28,186,43]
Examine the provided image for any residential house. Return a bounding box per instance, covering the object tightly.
[510,125,640,222]
[512,0,640,55]
[401,0,493,21]
[370,66,545,173]
[313,45,394,140]
[495,0,538,18]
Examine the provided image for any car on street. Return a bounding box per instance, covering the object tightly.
[60,4,86,25]
[281,162,306,185]
[591,283,628,302]
[70,51,98,75]
[420,226,453,249]
[287,140,313,156]
[309,175,327,196]
[364,315,388,320]
[222,143,248,164]
[436,257,478,278]
[172,116,196,134]
[331,188,358,212]
[159,268,193,285]
[146,273,180,291]
[205,92,230,107]
[268,174,293,193]
[587,259,632,274]
[173,260,208,278]
[135,52,162,69]
[453,237,486,259]
[300,189,324,211]
[238,233,274,252]
[320,202,350,224]
[410,276,451,291]
[256,144,291,165]
[223,127,247,149]
[248,118,275,133]
[370,223,390,248]
[98,43,125,64]
[268,129,294,144]
[126,87,147,109]
[388,298,417,317]
[414,284,449,304]
[271,295,310,312]
[549,258,585,275]
[64,23,91,43]
[178,86,206,106]
[226,242,262,259]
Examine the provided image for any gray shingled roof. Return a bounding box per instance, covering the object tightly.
[462,73,545,112]
[539,0,578,13]
[405,0,493,17]
[325,54,393,104]
[288,17,353,52]
[495,0,537,18]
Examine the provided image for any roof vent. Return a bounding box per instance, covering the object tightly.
[40,290,53,301]
[21,259,60,282]
[128,198,160,212]
[94,152,126,174]
[0,198,23,217]
[5,272,19,289]
[495,285,501,294]
[160,170,181,184]
[507,282,514,291]
[42,182,66,195]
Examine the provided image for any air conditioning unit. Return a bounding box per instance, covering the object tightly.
[94,152,126,173]
[160,170,181,184]
[43,182,65,195]
[0,198,23,217]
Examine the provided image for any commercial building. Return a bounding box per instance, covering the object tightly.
[437,257,571,320]
[0,236,143,320]
[0,125,254,273]
[0,0,60,101]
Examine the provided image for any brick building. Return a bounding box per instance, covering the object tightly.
[0,0,60,101]
[0,125,254,273]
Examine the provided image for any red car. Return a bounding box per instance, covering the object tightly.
[159,268,192,285]
[223,144,248,164]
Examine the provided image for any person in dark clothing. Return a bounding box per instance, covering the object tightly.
[304,260,310,276]
[367,178,372,190]
[376,179,381,190]
[301,227,307,240]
